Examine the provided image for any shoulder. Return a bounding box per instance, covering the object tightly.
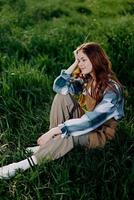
[105,79,122,94]
[103,79,123,103]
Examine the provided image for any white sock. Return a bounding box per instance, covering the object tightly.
[16,155,37,170]
[26,146,40,154]
[31,155,37,165]
[0,156,38,179]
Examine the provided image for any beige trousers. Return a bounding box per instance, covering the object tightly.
[35,94,90,163]
[34,94,118,163]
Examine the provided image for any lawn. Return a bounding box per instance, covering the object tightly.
[0,0,133,199]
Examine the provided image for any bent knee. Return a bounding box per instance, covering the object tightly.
[54,93,74,105]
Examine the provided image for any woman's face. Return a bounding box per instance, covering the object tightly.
[77,50,93,75]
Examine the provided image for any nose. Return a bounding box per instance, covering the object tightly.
[78,61,83,67]
[78,63,84,69]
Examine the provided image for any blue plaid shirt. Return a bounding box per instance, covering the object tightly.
[53,70,124,138]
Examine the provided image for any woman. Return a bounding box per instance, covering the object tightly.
[0,42,124,179]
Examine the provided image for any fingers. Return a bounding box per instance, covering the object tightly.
[37,137,41,145]
[52,133,61,138]
[37,127,61,145]
[37,133,61,146]
[37,136,46,146]
[37,139,43,146]
[37,134,45,145]
[73,50,77,56]
[37,132,52,145]
[73,50,78,60]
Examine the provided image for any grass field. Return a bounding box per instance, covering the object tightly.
[0,0,134,199]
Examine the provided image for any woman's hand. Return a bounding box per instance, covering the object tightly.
[73,50,79,66]
[65,50,79,74]
[37,127,62,146]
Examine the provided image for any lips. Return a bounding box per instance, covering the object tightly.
[80,68,85,70]
[81,68,85,71]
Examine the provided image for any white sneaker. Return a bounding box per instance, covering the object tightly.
[26,146,40,154]
[0,163,19,179]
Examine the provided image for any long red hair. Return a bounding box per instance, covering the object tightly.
[73,42,123,102]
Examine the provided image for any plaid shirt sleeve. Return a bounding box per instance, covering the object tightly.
[58,88,124,138]
[53,70,83,95]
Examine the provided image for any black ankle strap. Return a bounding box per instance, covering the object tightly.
[27,157,35,168]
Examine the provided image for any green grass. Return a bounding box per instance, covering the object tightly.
[0,0,134,199]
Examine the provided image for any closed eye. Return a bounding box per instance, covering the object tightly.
[82,59,86,62]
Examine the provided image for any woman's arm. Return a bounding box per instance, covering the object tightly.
[53,51,83,95]
[53,70,83,95]
[65,50,79,74]
[58,87,124,138]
